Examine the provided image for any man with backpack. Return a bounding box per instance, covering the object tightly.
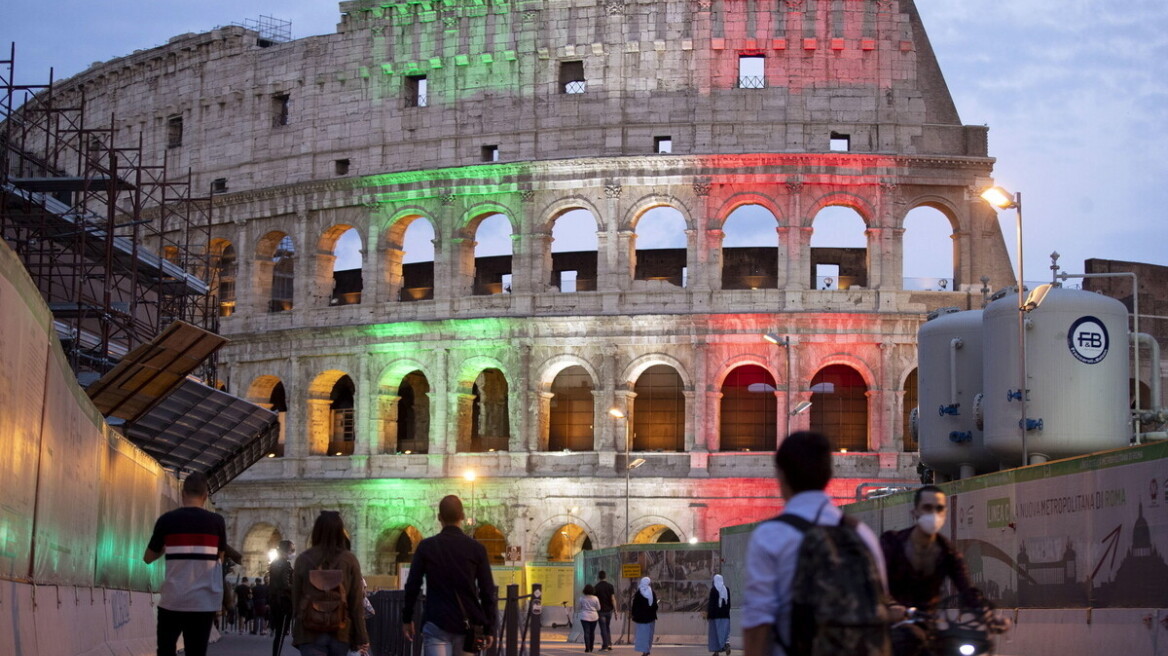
[742,431,890,656]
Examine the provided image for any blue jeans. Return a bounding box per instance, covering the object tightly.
[598,611,613,649]
[423,621,467,656]
[296,633,349,656]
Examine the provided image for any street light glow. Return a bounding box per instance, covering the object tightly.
[608,407,625,419]
[980,186,1017,210]
[464,470,476,482]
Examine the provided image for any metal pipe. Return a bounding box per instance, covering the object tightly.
[1014,193,1029,466]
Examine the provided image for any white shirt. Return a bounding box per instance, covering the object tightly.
[740,490,887,656]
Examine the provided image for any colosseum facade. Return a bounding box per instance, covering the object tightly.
[48,0,1013,575]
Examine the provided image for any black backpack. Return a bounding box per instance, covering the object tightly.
[774,513,890,656]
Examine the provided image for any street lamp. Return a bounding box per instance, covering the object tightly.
[463,470,477,530]
[763,334,809,434]
[980,185,1030,466]
[608,407,643,544]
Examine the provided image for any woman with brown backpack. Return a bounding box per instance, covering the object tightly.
[291,511,370,656]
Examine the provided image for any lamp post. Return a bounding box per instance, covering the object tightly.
[608,407,644,544]
[980,186,1029,466]
[463,470,477,531]
[764,334,810,437]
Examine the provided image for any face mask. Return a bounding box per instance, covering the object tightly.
[916,512,944,535]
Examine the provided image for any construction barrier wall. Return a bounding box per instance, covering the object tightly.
[0,240,175,656]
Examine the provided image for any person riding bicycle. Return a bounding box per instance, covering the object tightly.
[880,486,982,656]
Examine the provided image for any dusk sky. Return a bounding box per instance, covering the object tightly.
[4,1,1166,285]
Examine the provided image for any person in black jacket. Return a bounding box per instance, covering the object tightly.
[630,577,658,656]
[402,495,498,656]
[268,540,295,656]
[705,574,731,655]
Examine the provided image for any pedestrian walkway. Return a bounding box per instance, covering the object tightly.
[205,633,722,656]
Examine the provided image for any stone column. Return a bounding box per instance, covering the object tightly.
[595,230,614,292]
[305,397,332,455]
[704,228,724,291]
[281,357,305,458]
[377,388,401,455]
[535,391,554,451]
[514,232,552,295]
[865,389,882,452]
[611,389,636,452]
[684,228,706,291]
[683,389,699,453]
[380,245,405,304]
[355,356,373,455]
[435,236,475,300]
[229,221,252,316]
[793,226,814,290]
[450,392,476,453]
[616,230,636,291]
[706,391,724,452]
[292,213,314,312]
[951,230,971,291]
[775,226,794,290]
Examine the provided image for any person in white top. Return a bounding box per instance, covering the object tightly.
[741,431,889,656]
[577,584,602,653]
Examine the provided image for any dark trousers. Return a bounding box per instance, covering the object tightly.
[270,606,293,656]
[581,620,598,652]
[157,607,215,656]
[598,611,614,648]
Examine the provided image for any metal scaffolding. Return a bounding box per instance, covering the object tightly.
[0,43,219,384]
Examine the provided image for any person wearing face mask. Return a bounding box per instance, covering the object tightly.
[880,486,982,656]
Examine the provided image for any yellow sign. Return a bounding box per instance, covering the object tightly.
[621,564,641,579]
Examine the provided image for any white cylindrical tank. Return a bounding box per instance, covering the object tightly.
[917,308,996,478]
[983,285,1130,463]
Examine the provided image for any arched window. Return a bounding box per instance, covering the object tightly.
[721,204,779,290]
[551,209,599,292]
[329,375,356,456]
[903,368,918,451]
[549,366,595,451]
[400,218,436,301]
[241,523,282,579]
[810,206,866,290]
[470,369,509,452]
[902,207,955,291]
[270,381,288,457]
[809,364,869,451]
[632,365,685,451]
[473,213,513,295]
[634,207,687,288]
[397,371,430,454]
[720,365,778,451]
[330,227,363,305]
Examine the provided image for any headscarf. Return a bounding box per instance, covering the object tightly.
[638,576,654,605]
[713,574,727,604]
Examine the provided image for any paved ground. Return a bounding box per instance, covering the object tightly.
[205,631,720,656]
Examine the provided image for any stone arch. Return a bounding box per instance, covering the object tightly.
[545,203,602,293]
[255,230,295,312]
[371,524,423,575]
[804,191,876,227]
[624,195,696,233]
[462,206,515,296]
[453,357,511,453]
[375,359,434,455]
[717,361,780,452]
[547,365,597,451]
[712,192,785,230]
[719,200,783,290]
[631,363,687,452]
[307,369,357,456]
[459,202,520,236]
[809,361,871,452]
[539,197,604,233]
[532,514,599,560]
[630,515,686,544]
[711,353,775,388]
[247,375,289,457]
[317,223,364,306]
[383,210,437,302]
[537,354,601,390]
[472,523,508,565]
[900,197,962,291]
[240,521,283,580]
[620,353,692,389]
